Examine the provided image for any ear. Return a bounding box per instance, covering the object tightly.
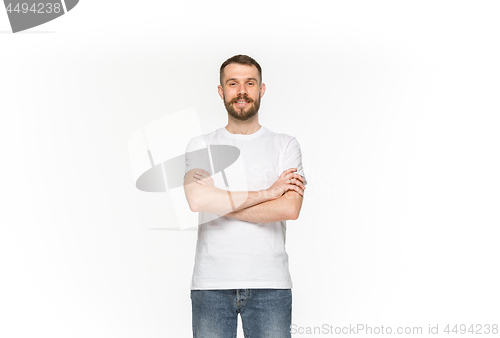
[217,84,224,100]
[260,83,266,98]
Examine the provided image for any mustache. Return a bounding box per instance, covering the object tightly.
[229,95,255,104]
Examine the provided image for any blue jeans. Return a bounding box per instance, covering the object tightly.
[191,289,292,338]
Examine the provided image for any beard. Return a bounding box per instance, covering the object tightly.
[223,94,261,121]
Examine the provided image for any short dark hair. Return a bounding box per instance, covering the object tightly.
[220,54,262,85]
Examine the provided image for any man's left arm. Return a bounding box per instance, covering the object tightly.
[225,190,303,223]
[194,136,307,223]
[232,136,306,223]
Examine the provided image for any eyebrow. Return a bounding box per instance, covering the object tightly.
[225,77,259,84]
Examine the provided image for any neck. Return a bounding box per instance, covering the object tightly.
[226,115,261,135]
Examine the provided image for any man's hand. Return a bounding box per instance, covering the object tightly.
[265,168,305,200]
[193,169,214,187]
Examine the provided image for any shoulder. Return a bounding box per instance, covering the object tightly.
[185,129,221,150]
[261,126,297,145]
[262,128,304,159]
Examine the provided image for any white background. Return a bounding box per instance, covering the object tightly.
[1,1,499,337]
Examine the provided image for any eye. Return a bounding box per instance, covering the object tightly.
[247,82,254,86]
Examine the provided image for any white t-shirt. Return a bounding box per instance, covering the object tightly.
[184,126,307,290]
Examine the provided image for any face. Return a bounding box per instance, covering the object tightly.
[218,63,266,121]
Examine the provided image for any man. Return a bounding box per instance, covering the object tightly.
[183,54,307,337]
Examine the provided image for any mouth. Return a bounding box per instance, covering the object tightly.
[233,97,252,107]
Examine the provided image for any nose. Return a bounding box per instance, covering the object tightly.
[237,83,247,96]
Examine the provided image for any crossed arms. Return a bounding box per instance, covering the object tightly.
[183,168,306,223]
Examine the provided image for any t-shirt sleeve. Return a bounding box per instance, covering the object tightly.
[184,136,212,178]
[280,137,307,186]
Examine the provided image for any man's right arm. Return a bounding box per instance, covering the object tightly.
[183,168,271,215]
[183,168,305,215]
